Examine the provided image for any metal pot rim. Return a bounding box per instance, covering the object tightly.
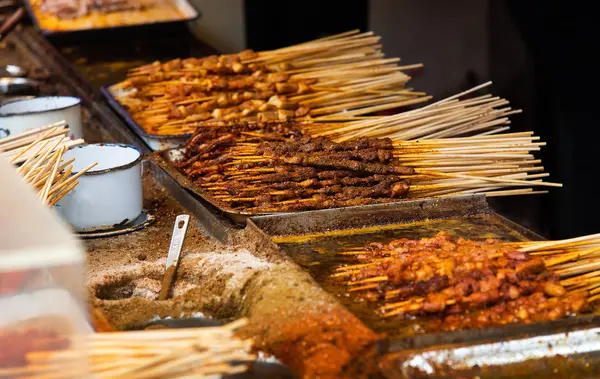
[68,143,144,176]
[0,96,81,117]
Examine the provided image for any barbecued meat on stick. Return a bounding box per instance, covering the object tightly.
[172,128,412,212]
[439,291,586,331]
[333,232,593,331]
[128,53,278,78]
[258,136,395,155]
[274,154,413,175]
[112,31,427,136]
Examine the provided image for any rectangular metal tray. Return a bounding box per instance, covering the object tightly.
[24,0,199,39]
[248,196,600,377]
[378,318,600,378]
[249,195,545,337]
[101,85,191,151]
[249,196,543,323]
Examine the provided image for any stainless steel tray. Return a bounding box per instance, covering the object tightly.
[248,195,600,378]
[249,194,540,239]
[379,317,600,378]
[249,194,546,339]
[24,0,200,39]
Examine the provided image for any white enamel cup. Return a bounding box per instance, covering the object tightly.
[57,143,143,232]
[0,96,83,139]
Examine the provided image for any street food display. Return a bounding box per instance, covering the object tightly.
[333,232,600,331]
[4,22,600,379]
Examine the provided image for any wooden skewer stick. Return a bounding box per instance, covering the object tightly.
[41,145,65,204]
[0,121,66,146]
[9,127,58,163]
[47,162,98,198]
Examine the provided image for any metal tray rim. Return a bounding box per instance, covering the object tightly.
[250,194,488,233]
[101,85,193,141]
[250,194,545,242]
[24,0,201,37]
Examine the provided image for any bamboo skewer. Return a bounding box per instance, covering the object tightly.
[2,124,96,207]
[112,30,427,136]
[332,233,600,320]
[0,319,254,379]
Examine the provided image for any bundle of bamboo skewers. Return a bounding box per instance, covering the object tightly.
[0,121,83,164]
[111,30,427,136]
[310,82,517,140]
[0,122,97,206]
[0,319,254,379]
[396,131,554,199]
[333,233,600,324]
[306,82,556,198]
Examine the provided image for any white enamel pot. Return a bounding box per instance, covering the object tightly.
[56,143,144,232]
[0,96,83,139]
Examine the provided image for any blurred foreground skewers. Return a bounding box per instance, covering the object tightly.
[0,319,254,378]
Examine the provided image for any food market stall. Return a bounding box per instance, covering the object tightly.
[2,6,600,378]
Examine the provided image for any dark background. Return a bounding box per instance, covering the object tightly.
[244,0,599,240]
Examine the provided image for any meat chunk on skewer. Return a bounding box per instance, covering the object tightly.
[335,232,591,331]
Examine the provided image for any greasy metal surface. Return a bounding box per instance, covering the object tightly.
[379,322,600,378]
[251,194,544,242]
[251,195,492,237]
[0,28,72,100]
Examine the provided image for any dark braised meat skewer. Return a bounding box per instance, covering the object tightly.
[177,129,413,212]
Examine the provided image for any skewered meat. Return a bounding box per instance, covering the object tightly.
[336,232,591,331]
[439,291,587,331]
[176,128,412,212]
